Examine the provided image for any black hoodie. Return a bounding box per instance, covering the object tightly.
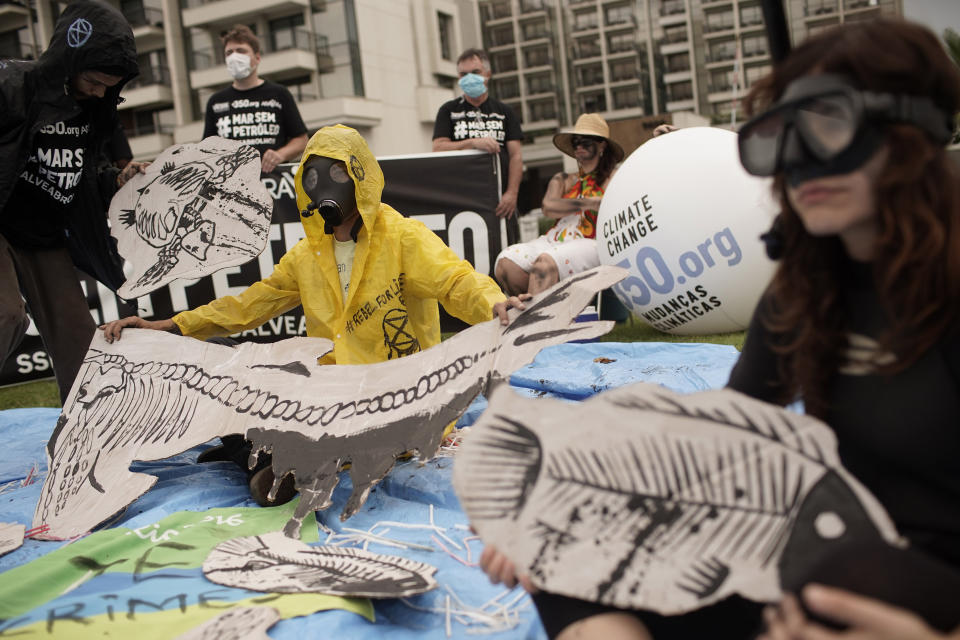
[0,0,138,290]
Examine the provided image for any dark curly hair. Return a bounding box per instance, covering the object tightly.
[743,18,960,418]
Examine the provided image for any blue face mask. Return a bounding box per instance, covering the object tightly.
[459,73,487,98]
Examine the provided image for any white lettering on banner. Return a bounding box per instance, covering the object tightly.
[283,222,306,252]
[448,211,490,275]
[168,278,202,313]
[412,214,447,232]
[97,281,120,324]
[261,172,297,201]
[16,351,51,374]
[257,224,283,283]
[80,279,101,325]
[212,265,247,299]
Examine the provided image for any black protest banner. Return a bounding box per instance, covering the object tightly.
[1,151,503,387]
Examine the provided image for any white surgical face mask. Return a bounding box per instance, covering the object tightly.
[225,52,253,80]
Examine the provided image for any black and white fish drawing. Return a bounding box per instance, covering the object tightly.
[203,532,437,598]
[0,523,25,558]
[33,266,626,540]
[454,382,901,614]
[109,136,272,299]
[174,606,279,640]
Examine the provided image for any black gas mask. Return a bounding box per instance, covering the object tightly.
[300,155,360,238]
[738,73,953,186]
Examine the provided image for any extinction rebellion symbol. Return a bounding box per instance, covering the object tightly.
[67,18,93,48]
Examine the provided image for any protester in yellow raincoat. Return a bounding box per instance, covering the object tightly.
[102,124,526,501]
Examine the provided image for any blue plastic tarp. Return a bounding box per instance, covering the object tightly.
[0,341,740,638]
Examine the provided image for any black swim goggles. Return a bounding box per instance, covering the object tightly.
[738,73,954,177]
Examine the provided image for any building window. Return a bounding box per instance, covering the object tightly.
[529,99,556,121]
[607,32,634,54]
[609,58,637,82]
[740,5,763,27]
[612,86,640,109]
[0,26,35,60]
[742,34,767,57]
[526,72,553,94]
[709,68,735,92]
[705,10,735,32]
[579,90,606,113]
[604,4,633,26]
[708,41,736,63]
[521,19,549,40]
[269,14,307,52]
[524,45,550,67]
[572,10,598,31]
[575,36,602,59]
[491,51,518,72]
[662,23,687,45]
[482,0,511,21]
[128,50,170,88]
[489,24,515,47]
[437,12,453,61]
[745,63,771,86]
[120,107,176,137]
[492,77,520,99]
[664,51,690,73]
[577,63,604,86]
[280,75,317,101]
[666,81,693,102]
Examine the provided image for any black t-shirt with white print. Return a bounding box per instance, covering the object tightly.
[432,96,523,194]
[202,81,307,156]
[1,109,90,249]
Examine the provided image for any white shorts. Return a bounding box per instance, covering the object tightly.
[496,236,599,281]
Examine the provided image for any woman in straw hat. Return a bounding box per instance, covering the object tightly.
[494,113,623,296]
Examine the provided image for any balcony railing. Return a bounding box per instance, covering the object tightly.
[661,30,688,44]
[708,81,733,93]
[572,18,599,31]
[706,49,736,63]
[481,2,511,20]
[805,0,837,16]
[520,0,545,13]
[608,39,636,54]
[660,0,685,17]
[489,29,515,47]
[575,45,602,59]
[124,5,163,27]
[704,16,735,32]
[126,63,171,89]
[605,13,635,28]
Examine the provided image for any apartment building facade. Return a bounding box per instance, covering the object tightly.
[1,0,902,193]
[0,0,482,159]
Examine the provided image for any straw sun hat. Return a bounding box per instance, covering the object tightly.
[552,113,624,163]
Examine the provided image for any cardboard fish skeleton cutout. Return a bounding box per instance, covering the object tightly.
[454,382,902,615]
[0,523,25,557]
[33,266,626,540]
[203,532,438,598]
[174,606,280,640]
[109,136,272,299]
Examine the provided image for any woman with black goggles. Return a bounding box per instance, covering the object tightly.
[476,17,960,640]
[734,18,960,640]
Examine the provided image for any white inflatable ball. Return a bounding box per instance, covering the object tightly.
[596,127,777,335]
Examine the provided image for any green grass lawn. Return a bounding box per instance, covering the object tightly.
[0,319,745,411]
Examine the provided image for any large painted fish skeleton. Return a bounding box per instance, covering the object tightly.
[34,266,626,540]
[454,382,903,615]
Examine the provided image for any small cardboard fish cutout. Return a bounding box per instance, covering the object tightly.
[174,606,279,640]
[204,532,438,598]
[33,267,626,540]
[0,523,25,557]
[109,136,272,299]
[454,382,902,614]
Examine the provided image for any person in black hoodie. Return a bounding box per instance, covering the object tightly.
[0,0,144,402]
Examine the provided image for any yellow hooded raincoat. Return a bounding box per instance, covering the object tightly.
[173,125,506,364]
